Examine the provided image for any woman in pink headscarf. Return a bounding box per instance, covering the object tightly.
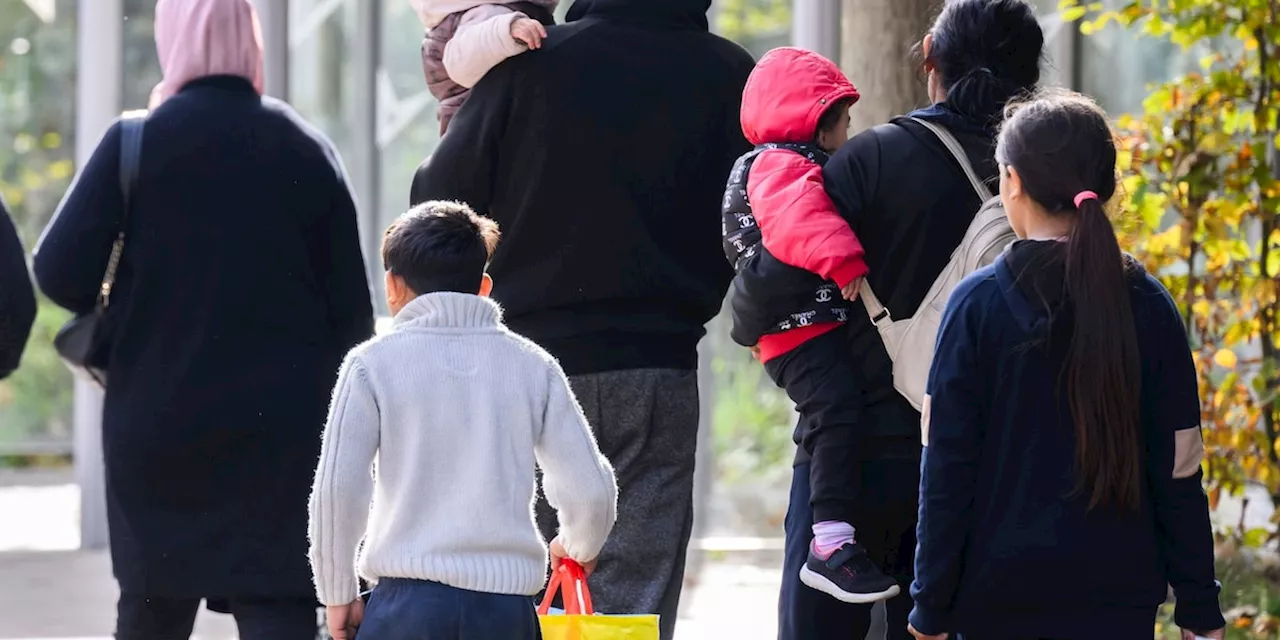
[33,1,374,638]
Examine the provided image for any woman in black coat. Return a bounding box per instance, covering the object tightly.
[33,1,373,638]
[776,2,1045,639]
[0,195,36,380]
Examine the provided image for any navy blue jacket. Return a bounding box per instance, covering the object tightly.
[910,240,1223,638]
[0,196,36,379]
[34,76,374,598]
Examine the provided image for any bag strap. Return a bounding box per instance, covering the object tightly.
[536,560,594,616]
[98,111,146,309]
[858,118,993,326]
[908,117,992,201]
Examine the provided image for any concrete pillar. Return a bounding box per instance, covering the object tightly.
[75,0,124,551]
[686,330,717,583]
[792,0,841,62]
[252,0,289,99]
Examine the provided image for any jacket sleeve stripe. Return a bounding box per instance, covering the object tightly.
[920,393,932,446]
[1172,426,1205,480]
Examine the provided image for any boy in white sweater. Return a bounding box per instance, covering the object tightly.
[412,0,559,134]
[309,200,618,640]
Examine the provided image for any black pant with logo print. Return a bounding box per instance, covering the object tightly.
[764,326,865,525]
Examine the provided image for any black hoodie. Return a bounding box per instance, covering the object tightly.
[909,240,1223,638]
[0,197,36,379]
[411,0,754,375]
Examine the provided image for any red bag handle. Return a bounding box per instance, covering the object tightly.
[537,560,594,616]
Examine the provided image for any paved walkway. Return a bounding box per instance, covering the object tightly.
[0,473,783,640]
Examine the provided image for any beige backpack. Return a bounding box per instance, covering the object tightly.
[858,117,1016,412]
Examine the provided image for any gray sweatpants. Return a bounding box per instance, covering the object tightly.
[535,368,699,640]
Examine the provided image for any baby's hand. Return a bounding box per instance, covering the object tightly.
[841,277,863,302]
[511,17,546,50]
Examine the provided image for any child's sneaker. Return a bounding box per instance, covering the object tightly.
[799,541,900,603]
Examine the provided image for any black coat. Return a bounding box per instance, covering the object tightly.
[818,106,999,456]
[34,76,374,598]
[0,197,36,379]
[411,0,753,376]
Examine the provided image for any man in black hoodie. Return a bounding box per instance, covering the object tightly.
[410,0,753,636]
[0,196,36,380]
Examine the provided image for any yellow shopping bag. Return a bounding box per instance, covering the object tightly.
[537,560,660,640]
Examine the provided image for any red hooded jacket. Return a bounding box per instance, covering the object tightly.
[740,47,866,361]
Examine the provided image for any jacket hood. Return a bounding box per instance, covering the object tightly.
[996,239,1147,336]
[576,0,711,30]
[996,240,1068,336]
[908,102,999,138]
[741,47,860,146]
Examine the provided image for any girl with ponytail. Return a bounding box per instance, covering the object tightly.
[807,2,1045,638]
[907,91,1225,640]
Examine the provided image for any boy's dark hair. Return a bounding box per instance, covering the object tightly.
[382,200,500,295]
[996,90,1140,513]
[815,98,855,138]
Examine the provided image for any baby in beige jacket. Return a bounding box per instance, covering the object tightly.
[412,0,559,134]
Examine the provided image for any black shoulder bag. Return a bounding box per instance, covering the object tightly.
[54,112,146,389]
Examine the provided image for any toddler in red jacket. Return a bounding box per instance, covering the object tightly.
[721,47,898,604]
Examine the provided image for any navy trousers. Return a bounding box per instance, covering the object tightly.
[356,579,542,640]
[778,453,920,640]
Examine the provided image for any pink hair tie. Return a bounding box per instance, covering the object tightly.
[1073,190,1099,208]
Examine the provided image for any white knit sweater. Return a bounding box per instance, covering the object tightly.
[308,293,617,606]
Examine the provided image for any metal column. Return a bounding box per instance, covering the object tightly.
[355,1,378,257]
[352,0,381,274]
[75,0,124,551]
[252,0,290,100]
[792,0,841,62]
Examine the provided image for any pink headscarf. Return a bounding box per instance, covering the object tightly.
[149,0,265,108]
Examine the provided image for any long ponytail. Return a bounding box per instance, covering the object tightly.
[1064,196,1143,511]
[997,92,1144,512]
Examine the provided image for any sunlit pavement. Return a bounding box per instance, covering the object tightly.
[0,472,781,640]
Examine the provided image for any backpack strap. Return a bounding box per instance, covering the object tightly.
[908,117,992,201]
[859,119,994,327]
[859,279,892,328]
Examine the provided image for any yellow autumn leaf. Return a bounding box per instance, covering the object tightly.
[1214,349,1238,369]
[1147,224,1183,254]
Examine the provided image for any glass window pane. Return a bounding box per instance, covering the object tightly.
[378,0,435,308]
[123,0,161,109]
[1076,0,1205,113]
[0,0,77,453]
[711,0,791,56]
[289,0,359,167]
